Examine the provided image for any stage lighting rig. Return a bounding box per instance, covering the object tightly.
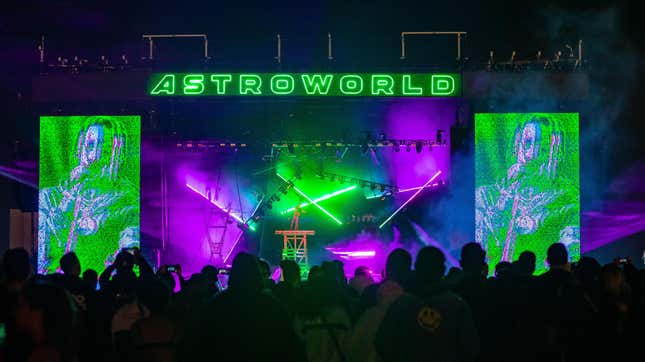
[317,171,398,195]
[271,139,444,156]
[175,140,248,151]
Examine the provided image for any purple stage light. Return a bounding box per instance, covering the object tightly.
[379,170,442,229]
[397,182,441,193]
[185,182,255,231]
[223,197,265,263]
[326,248,376,260]
[409,221,459,267]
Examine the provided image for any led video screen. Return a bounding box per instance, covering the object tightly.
[38,116,140,274]
[475,113,579,274]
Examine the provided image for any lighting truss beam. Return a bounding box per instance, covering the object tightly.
[318,171,398,194]
[276,174,343,225]
[378,170,442,229]
[186,183,256,231]
[397,182,442,193]
[271,139,444,149]
[224,196,265,263]
[280,185,357,214]
[367,181,442,199]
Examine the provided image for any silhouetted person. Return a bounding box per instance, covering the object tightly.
[377,246,479,362]
[81,269,98,291]
[516,251,537,276]
[494,261,513,278]
[10,282,78,362]
[200,265,220,296]
[359,248,412,314]
[99,248,153,298]
[534,243,597,362]
[409,246,448,297]
[57,252,85,299]
[452,242,493,361]
[258,258,275,289]
[2,248,31,291]
[1,248,34,362]
[59,252,81,278]
[349,266,374,296]
[445,266,463,285]
[181,253,305,361]
[295,264,352,362]
[273,260,301,316]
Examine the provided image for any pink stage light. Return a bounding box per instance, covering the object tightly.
[379,170,442,229]
[185,182,256,231]
[327,248,376,260]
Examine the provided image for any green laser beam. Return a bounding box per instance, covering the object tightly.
[276,173,343,225]
[280,185,357,214]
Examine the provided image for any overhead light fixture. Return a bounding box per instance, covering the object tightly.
[406,143,411,152]
[415,141,423,154]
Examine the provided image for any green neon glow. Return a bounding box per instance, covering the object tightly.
[150,74,175,95]
[270,74,295,94]
[276,174,343,225]
[280,185,357,214]
[339,75,363,95]
[371,75,395,95]
[239,74,262,95]
[301,74,334,95]
[402,75,423,95]
[475,113,580,275]
[148,73,460,97]
[210,74,233,94]
[183,74,205,94]
[431,75,456,95]
[38,116,140,275]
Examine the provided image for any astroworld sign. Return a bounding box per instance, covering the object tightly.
[148,73,461,97]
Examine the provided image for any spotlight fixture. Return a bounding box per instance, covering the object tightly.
[415,141,423,154]
[273,194,281,202]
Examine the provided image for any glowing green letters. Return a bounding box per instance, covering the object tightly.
[149,73,460,97]
[183,74,204,94]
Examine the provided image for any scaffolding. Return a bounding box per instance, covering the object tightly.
[275,208,315,274]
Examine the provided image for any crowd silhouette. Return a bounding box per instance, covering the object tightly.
[1,241,643,362]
